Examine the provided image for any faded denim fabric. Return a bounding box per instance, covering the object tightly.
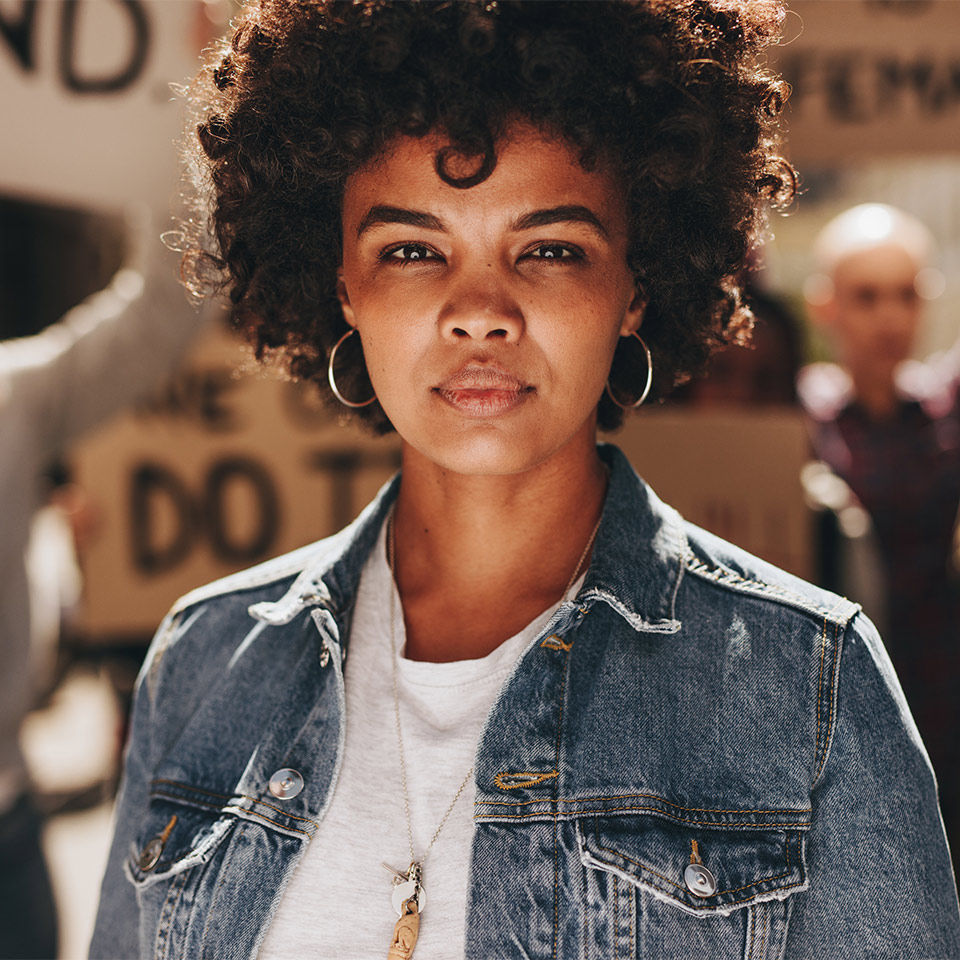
[90,444,960,960]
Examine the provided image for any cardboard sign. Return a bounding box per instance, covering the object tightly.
[0,0,202,210]
[70,324,401,640]
[772,0,960,165]
[70,325,813,642]
[616,409,813,582]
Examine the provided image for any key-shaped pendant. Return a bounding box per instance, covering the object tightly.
[387,898,419,960]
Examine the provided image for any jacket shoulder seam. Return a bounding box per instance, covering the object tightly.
[684,553,858,626]
[811,617,844,787]
[165,552,322,617]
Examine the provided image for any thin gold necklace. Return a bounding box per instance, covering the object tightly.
[383,506,603,959]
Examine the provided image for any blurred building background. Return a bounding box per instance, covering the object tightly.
[1,0,958,956]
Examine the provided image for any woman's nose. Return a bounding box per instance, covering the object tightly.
[438,266,524,343]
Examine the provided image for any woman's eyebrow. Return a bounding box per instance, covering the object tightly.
[355,203,610,239]
[356,205,446,237]
[512,205,609,239]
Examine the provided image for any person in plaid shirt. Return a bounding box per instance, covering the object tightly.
[799,203,960,854]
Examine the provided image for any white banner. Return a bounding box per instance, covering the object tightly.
[774,0,960,165]
[0,0,205,211]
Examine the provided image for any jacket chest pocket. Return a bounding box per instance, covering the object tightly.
[124,793,240,959]
[577,815,808,960]
[124,785,310,960]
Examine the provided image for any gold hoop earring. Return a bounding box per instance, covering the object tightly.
[605,332,653,409]
[327,328,376,408]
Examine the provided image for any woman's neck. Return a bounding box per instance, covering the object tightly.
[390,439,608,663]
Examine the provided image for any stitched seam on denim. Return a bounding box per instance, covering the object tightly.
[644,874,805,911]
[151,779,231,801]
[758,901,769,959]
[168,560,320,617]
[200,821,246,953]
[824,594,852,620]
[476,793,811,815]
[149,792,226,821]
[813,617,828,781]
[150,779,318,826]
[583,864,589,960]
[685,558,822,610]
[553,646,571,960]
[593,837,805,913]
[592,837,792,897]
[813,622,842,786]
[150,791,313,837]
[494,770,559,790]
[630,874,636,957]
[686,558,859,628]
[553,814,560,960]
[154,870,177,959]
[686,558,802,603]
[155,867,189,960]
[747,904,756,960]
[593,817,799,897]
[235,808,313,837]
[247,798,318,825]
[613,875,619,960]
[584,896,589,959]
[478,807,811,827]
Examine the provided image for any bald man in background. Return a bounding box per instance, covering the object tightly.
[799,203,960,854]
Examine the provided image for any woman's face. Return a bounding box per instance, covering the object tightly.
[338,123,643,477]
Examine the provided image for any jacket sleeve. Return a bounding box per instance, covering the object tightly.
[2,241,206,465]
[88,612,172,960]
[785,613,960,958]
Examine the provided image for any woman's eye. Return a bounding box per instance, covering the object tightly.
[384,244,439,263]
[525,243,582,262]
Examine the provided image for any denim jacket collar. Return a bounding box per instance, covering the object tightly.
[245,443,685,640]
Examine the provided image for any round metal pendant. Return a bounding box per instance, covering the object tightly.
[392,879,426,917]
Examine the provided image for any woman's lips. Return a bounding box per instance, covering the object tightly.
[433,366,534,417]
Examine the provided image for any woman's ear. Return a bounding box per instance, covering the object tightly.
[620,288,646,338]
[337,271,357,327]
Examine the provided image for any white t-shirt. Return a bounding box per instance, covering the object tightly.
[259,519,578,958]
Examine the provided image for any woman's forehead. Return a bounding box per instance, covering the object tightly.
[342,123,629,235]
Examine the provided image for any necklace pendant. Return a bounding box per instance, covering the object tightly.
[387,898,419,959]
[391,861,426,916]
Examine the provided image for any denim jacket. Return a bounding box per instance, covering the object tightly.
[91,444,960,959]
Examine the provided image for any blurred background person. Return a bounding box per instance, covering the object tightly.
[0,238,205,959]
[797,203,960,851]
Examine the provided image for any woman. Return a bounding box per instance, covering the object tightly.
[91,3,959,958]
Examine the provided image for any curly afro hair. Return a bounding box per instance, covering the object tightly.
[180,0,795,433]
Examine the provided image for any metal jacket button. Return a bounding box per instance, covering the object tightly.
[684,862,718,897]
[268,768,304,800]
[137,814,177,872]
[137,837,164,872]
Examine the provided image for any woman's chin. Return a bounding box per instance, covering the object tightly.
[400,425,552,479]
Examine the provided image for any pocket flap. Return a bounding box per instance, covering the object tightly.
[578,814,807,917]
[125,795,236,889]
